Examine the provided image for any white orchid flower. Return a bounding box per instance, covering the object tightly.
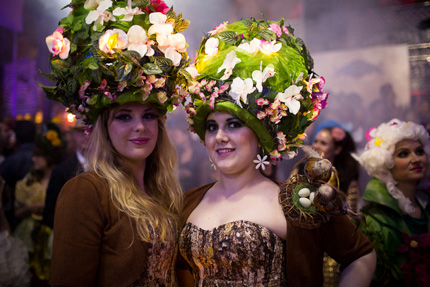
[46,30,71,59]
[148,12,173,36]
[205,38,219,57]
[113,0,143,22]
[259,40,282,55]
[99,28,128,54]
[185,66,200,79]
[127,25,154,57]
[237,38,261,55]
[217,50,241,81]
[85,0,115,30]
[275,85,303,115]
[84,0,104,10]
[229,77,255,107]
[252,61,276,92]
[157,33,186,66]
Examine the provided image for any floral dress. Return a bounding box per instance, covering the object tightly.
[179,220,286,286]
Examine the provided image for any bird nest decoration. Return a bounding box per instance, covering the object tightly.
[279,146,348,229]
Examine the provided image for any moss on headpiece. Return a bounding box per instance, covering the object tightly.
[39,0,191,131]
[183,18,328,162]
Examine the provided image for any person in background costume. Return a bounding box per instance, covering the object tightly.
[354,119,430,287]
[13,123,66,285]
[176,17,376,287]
[291,121,361,286]
[41,0,190,285]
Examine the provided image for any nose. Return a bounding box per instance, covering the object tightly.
[215,128,229,143]
[134,119,146,132]
[411,152,421,163]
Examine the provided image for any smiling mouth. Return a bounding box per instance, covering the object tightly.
[216,148,235,155]
[411,166,423,172]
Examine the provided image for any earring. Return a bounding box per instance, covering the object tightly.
[253,150,270,170]
[209,157,216,171]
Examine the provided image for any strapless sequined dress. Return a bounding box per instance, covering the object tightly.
[179,220,286,286]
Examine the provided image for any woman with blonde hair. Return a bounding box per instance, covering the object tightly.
[354,119,430,286]
[42,0,190,285]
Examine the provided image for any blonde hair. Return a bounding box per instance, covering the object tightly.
[353,119,430,214]
[86,107,183,242]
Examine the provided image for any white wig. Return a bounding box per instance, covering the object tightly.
[353,119,430,214]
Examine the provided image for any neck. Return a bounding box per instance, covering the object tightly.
[216,166,268,196]
[396,181,417,202]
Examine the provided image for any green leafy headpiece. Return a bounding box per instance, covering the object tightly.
[40,0,190,131]
[183,18,328,162]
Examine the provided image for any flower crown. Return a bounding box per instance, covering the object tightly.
[39,0,190,131]
[183,18,328,162]
[35,123,67,158]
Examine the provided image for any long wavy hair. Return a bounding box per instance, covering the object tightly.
[85,106,183,242]
[322,127,359,193]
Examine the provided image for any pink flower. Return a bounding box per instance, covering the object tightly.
[282,26,290,36]
[365,127,376,142]
[331,127,346,142]
[117,81,127,92]
[79,81,91,98]
[46,29,71,59]
[256,98,269,106]
[256,110,267,119]
[208,21,228,35]
[269,23,282,37]
[144,0,169,14]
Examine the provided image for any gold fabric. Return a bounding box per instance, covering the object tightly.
[179,220,286,286]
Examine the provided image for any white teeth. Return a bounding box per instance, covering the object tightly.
[217,149,234,153]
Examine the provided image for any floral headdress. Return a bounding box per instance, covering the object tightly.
[40,0,190,131]
[34,123,67,160]
[183,18,328,162]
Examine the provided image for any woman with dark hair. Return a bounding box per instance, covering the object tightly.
[13,123,66,284]
[311,124,360,212]
[177,17,376,287]
[42,0,190,285]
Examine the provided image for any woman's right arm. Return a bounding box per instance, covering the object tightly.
[50,175,104,286]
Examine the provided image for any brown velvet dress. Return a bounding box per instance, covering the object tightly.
[51,172,177,287]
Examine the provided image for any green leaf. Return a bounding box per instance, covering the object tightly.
[117,63,133,81]
[142,63,162,75]
[38,69,57,82]
[218,31,237,45]
[241,19,253,27]
[122,50,141,65]
[258,29,276,41]
[141,0,151,7]
[87,95,98,105]
[67,78,78,95]
[179,68,193,83]
[72,20,82,32]
[155,57,173,73]
[174,13,190,33]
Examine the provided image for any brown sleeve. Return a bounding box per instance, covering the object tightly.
[321,215,374,269]
[50,174,105,286]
